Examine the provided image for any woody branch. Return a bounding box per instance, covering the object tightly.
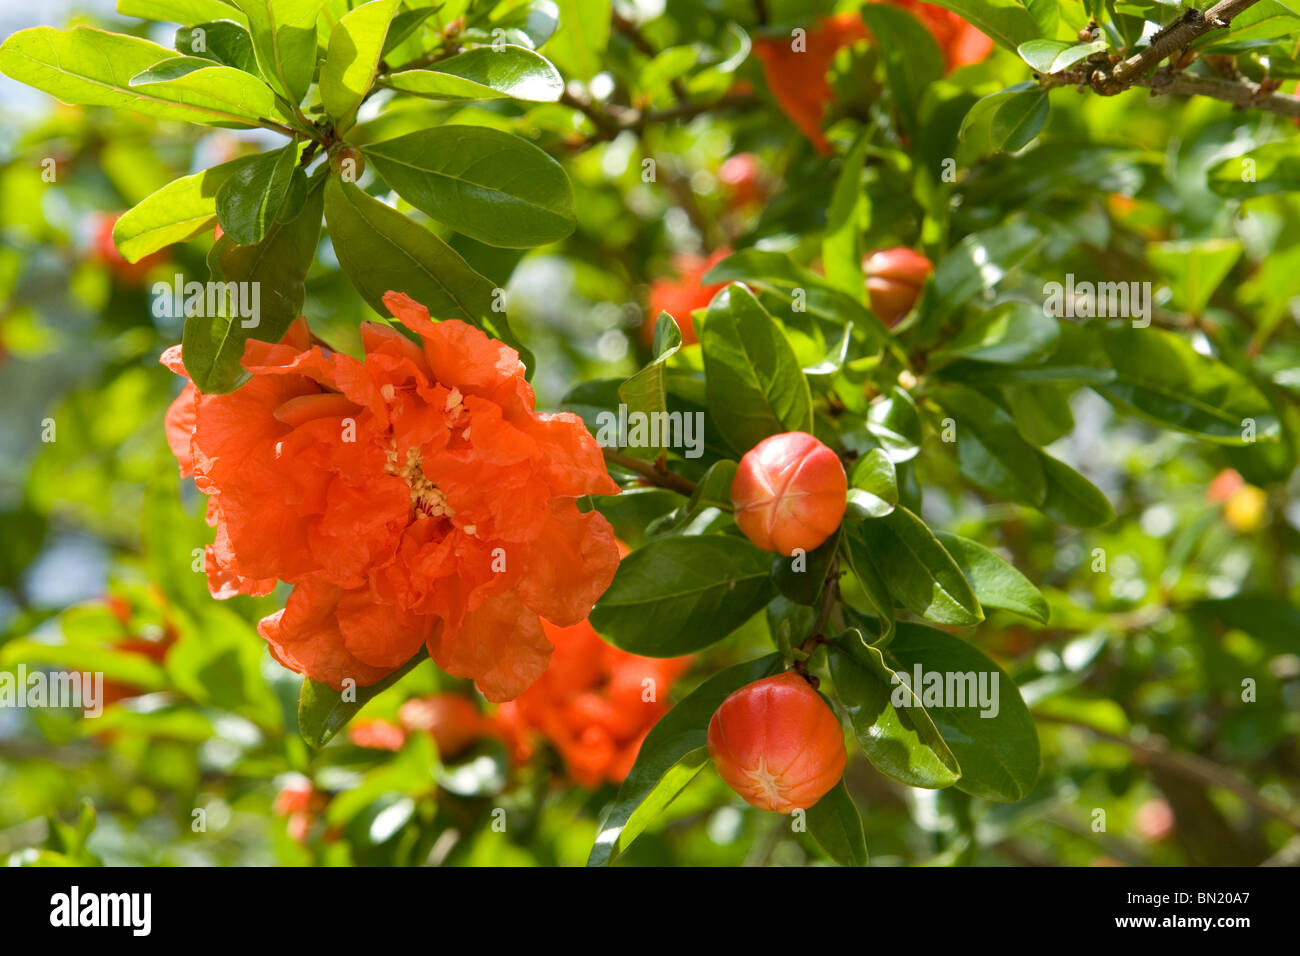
[1039,0,1300,118]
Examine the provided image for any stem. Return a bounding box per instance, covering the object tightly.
[1034,712,1300,832]
[602,448,698,497]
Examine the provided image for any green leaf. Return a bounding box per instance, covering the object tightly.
[839,525,897,641]
[175,21,260,74]
[382,6,438,56]
[806,779,869,866]
[772,530,839,606]
[113,159,244,262]
[363,125,576,248]
[882,623,1039,802]
[925,0,1042,52]
[589,535,778,657]
[1147,238,1241,317]
[829,632,961,788]
[547,0,611,80]
[118,0,250,27]
[990,88,1050,152]
[864,386,922,463]
[298,649,427,749]
[1017,39,1070,72]
[1093,325,1279,443]
[183,170,324,393]
[959,81,1037,144]
[703,249,893,346]
[1207,140,1300,198]
[232,0,324,106]
[617,313,682,459]
[933,383,1047,506]
[215,143,298,245]
[846,448,898,518]
[385,45,564,102]
[0,26,278,129]
[588,653,781,865]
[860,3,944,130]
[324,176,535,373]
[933,301,1060,366]
[853,506,983,627]
[919,223,1041,329]
[699,284,813,455]
[1037,452,1116,527]
[933,532,1048,623]
[321,0,398,130]
[822,133,870,298]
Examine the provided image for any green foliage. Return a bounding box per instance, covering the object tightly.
[1,0,1298,870]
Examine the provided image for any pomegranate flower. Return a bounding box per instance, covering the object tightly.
[162,291,621,701]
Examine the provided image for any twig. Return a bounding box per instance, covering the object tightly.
[1035,712,1300,832]
[602,448,698,496]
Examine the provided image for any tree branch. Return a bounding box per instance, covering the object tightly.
[1111,0,1259,86]
[1034,712,1300,832]
[1037,0,1300,118]
[602,448,698,496]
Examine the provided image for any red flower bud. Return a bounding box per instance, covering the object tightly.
[731,431,847,555]
[707,671,846,813]
[863,247,933,326]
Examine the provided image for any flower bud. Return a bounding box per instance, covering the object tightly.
[731,431,847,555]
[863,247,933,326]
[706,671,846,813]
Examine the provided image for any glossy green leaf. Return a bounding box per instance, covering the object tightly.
[0,26,278,129]
[829,632,961,788]
[925,0,1042,51]
[699,284,813,455]
[183,171,324,393]
[860,3,944,130]
[364,125,576,248]
[547,0,611,80]
[934,532,1049,623]
[806,779,869,866]
[590,535,778,656]
[853,506,982,627]
[617,313,682,459]
[118,0,248,25]
[215,143,298,245]
[175,21,260,74]
[934,301,1060,366]
[1037,452,1116,527]
[822,133,870,297]
[321,0,398,129]
[847,448,898,518]
[934,383,1047,506]
[1093,326,1279,443]
[232,0,324,105]
[385,45,564,102]
[298,649,427,749]
[588,653,781,865]
[882,623,1039,802]
[113,159,244,262]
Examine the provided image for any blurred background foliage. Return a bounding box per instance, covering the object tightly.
[1,0,1299,866]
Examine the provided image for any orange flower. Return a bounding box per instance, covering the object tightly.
[753,4,991,153]
[161,292,621,701]
[886,0,993,72]
[646,248,730,345]
[495,617,691,788]
[400,692,496,758]
[348,718,406,751]
[753,13,869,155]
